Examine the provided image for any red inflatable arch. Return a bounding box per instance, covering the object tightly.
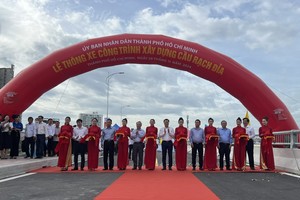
[0,34,298,131]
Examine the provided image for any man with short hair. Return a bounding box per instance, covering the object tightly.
[243,118,256,170]
[190,119,205,170]
[72,119,88,171]
[159,119,175,170]
[53,121,60,155]
[24,117,36,158]
[101,118,116,170]
[217,120,232,170]
[47,118,56,157]
[35,116,48,159]
[131,121,146,170]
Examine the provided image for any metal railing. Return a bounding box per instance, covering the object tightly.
[271,130,300,149]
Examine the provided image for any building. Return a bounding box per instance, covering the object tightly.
[43,118,60,123]
[0,64,14,89]
[78,112,103,128]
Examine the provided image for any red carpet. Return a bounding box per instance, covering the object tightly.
[94,169,220,200]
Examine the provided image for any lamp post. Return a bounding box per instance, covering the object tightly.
[106,72,124,119]
[120,105,130,123]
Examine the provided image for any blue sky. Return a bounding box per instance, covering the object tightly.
[0,0,299,129]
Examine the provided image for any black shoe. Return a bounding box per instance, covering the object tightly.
[24,156,29,159]
[192,167,196,171]
[102,168,108,171]
[109,168,113,170]
[162,168,166,171]
[250,167,255,170]
[132,167,137,170]
[226,168,232,171]
[169,167,172,171]
[71,168,78,171]
[80,168,84,171]
[199,168,204,171]
[138,167,142,170]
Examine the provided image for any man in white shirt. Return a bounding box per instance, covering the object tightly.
[47,118,56,157]
[243,117,256,170]
[159,119,175,170]
[53,121,60,156]
[35,116,48,159]
[72,119,88,171]
[128,128,134,160]
[24,117,36,158]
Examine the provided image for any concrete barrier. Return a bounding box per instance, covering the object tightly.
[0,157,58,179]
[253,145,300,174]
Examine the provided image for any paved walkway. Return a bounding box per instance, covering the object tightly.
[0,156,58,179]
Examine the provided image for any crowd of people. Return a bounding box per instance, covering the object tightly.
[0,114,275,171]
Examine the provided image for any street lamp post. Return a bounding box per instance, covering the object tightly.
[120,105,130,123]
[106,72,125,119]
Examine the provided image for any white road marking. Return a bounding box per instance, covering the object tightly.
[0,173,36,183]
[279,172,300,179]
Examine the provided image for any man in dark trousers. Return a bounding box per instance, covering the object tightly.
[217,120,232,170]
[130,121,145,170]
[243,118,256,170]
[189,119,205,170]
[101,118,116,170]
[159,119,175,170]
[72,119,87,171]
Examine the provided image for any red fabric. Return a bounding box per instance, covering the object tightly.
[94,168,219,200]
[175,126,188,170]
[232,126,248,170]
[86,125,101,169]
[116,126,130,169]
[57,124,73,168]
[204,126,218,170]
[144,126,158,170]
[259,126,275,170]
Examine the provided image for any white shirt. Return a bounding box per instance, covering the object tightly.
[1,122,13,132]
[25,123,36,137]
[73,126,88,141]
[53,126,60,142]
[159,127,175,141]
[36,122,48,136]
[129,136,134,145]
[47,124,56,137]
[131,129,146,143]
[245,125,255,140]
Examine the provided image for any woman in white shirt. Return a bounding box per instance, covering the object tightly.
[0,115,13,159]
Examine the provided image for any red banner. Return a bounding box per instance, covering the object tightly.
[0,34,298,131]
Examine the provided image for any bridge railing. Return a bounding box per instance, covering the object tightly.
[271,130,300,149]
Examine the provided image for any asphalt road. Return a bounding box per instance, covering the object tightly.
[0,150,299,200]
[194,172,300,200]
[0,173,122,200]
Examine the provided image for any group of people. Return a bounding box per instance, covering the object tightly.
[0,114,60,160]
[0,113,275,172]
[125,116,275,172]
